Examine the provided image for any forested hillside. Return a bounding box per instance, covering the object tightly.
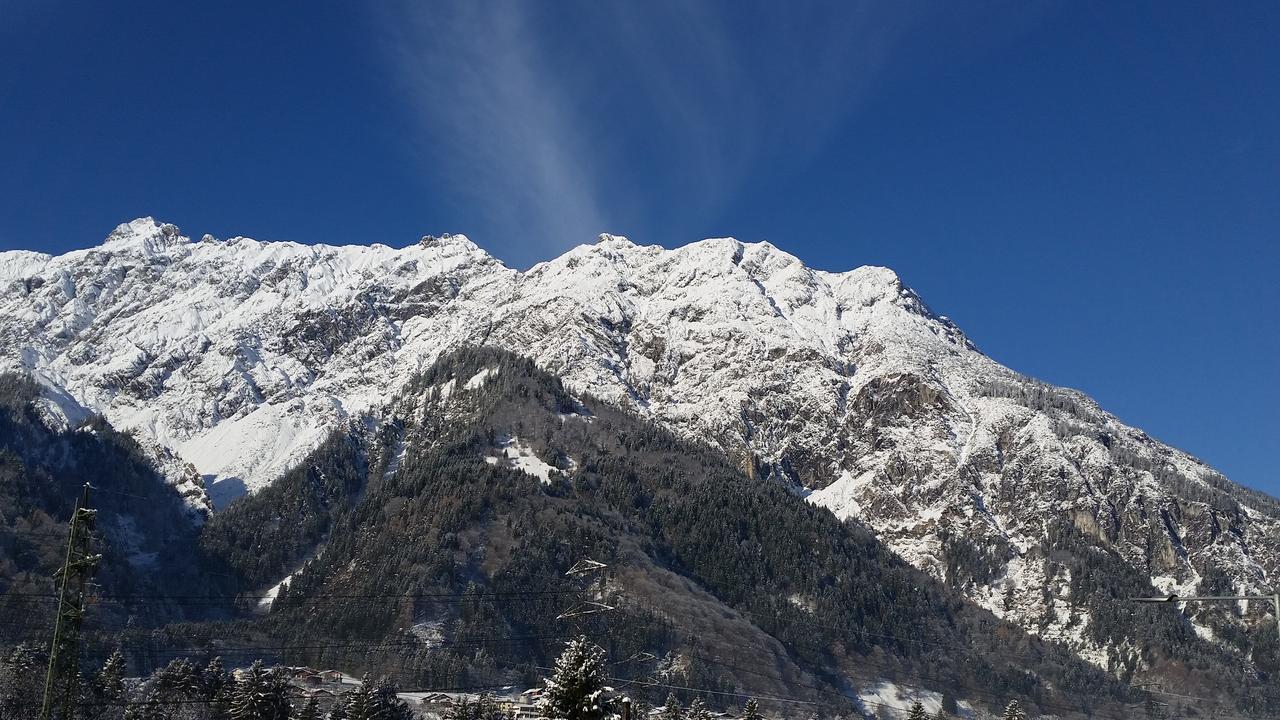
[196,348,1156,717]
[0,373,232,664]
[2,351,1275,717]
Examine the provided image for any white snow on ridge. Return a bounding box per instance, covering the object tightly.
[3,217,1277,669]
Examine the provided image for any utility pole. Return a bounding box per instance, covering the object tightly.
[1130,592,1280,643]
[40,484,100,720]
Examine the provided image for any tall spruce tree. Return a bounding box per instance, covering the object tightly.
[370,676,413,720]
[686,698,711,720]
[907,701,928,720]
[96,650,127,701]
[334,675,381,720]
[539,636,610,720]
[229,660,291,720]
[659,693,683,720]
[203,656,231,700]
[741,699,763,720]
[1002,700,1026,720]
[153,657,202,700]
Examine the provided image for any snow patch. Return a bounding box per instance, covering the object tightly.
[255,550,320,612]
[484,435,561,484]
[857,680,976,719]
[465,367,498,390]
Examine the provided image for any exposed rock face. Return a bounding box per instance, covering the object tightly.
[2,217,1276,669]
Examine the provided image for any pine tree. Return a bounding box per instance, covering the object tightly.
[741,699,763,720]
[659,693,683,720]
[203,656,232,700]
[1002,700,1026,720]
[96,650,127,701]
[123,689,166,720]
[336,676,376,720]
[153,657,202,699]
[229,660,292,720]
[329,692,351,720]
[932,708,950,720]
[446,693,510,720]
[370,675,413,720]
[294,695,322,720]
[686,698,711,720]
[907,701,928,720]
[538,636,611,720]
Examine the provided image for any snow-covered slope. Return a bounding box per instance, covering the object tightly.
[3,218,1276,667]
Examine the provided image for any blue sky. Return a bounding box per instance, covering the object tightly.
[1,1,1276,494]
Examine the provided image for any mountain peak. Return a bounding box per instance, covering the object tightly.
[103,217,188,256]
[595,232,632,245]
[418,232,477,250]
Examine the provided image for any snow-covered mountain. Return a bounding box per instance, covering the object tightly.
[3,218,1276,669]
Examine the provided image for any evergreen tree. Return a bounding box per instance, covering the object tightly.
[293,695,321,720]
[685,698,711,720]
[123,690,166,720]
[153,657,202,699]
[630,699,652,720]
[0,644,39,717]
[741,699,763,720]
[446,694,511,720]
[659,694,683,720]
[906,701,928,720]
[229,660,291,720]
[329,692,351,720]
[1002,700,1026,720]
[96,650,127,701]
[203,656,232,700]
[336,678,376,720]
[932,708,949,720]
[370,675,413,720]
[538,636,610,720]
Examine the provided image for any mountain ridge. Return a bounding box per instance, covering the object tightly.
[2,217,1276,682]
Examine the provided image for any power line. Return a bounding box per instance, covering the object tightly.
[3,588,581,601]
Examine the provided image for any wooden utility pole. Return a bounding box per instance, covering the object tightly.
[40,484,100,720]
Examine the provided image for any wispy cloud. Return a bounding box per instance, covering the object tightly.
[377,2,609,254]
[373,1,1035,259]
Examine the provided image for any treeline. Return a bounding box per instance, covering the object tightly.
[0,644,411,720]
